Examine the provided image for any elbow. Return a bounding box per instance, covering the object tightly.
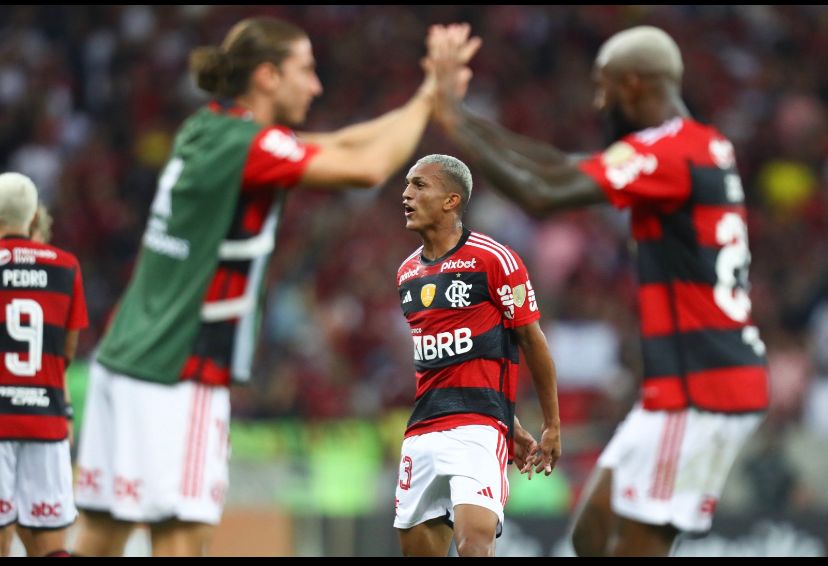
[516,192,556,220]
[348,162,391,188]
[356,169,388,188]
[524,201,551,220]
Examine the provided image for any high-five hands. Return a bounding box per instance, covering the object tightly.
[423,23,482,130]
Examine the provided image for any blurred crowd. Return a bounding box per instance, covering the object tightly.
[1,5,826,514]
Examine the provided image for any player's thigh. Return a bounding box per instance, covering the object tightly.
[452,503,498,557]
[0,524,13,557]
[149,520,215,557]
[398,516,453,557]
[570,466,615,557]
[15,526,68,557]
[72,510,135,557]
[610,516,677,557]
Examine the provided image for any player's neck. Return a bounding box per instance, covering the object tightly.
[233,93,274,126]
[0,227,29,240]
[641,93,690,128]
[420,222,464,262]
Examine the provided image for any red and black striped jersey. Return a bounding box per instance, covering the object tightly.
[0,236,88,441]
[580,117,768,413]
[397,229,540,443]
[179,101,320,387]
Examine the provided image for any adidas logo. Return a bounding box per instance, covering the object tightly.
[476,486,494,499]
[402,290,412,304]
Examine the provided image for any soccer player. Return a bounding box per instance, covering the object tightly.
[0,173,88,557]
[394,154,561,557]
[72,17,471,557]
[428,25,769,556]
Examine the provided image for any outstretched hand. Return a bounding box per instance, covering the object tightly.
[422,23,482,130]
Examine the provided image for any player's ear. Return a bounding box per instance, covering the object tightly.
[444,192,462,213]
[251,61,280,92]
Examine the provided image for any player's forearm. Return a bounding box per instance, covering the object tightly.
[517,330,561,428]
[447,105,605,216]
[461,108,570,166]
[64,330,79,364]
[526,352,561,429]
[325,87,432,150]
[357,90,433,181]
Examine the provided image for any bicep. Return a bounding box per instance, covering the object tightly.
[295,131,340,146]
[514,321,546,351]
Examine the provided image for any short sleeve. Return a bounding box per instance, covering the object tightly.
[482,239,540,329]
[578,134,690,212]
[241,126,320,190]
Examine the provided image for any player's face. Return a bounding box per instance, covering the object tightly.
[272,38,323,126]
[403,163,454,233]
[593,66,639,144]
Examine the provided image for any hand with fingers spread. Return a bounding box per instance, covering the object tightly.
[425,23,482,130]
[531,423,562,477]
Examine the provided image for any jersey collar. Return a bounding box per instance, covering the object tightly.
[420,228,471,266]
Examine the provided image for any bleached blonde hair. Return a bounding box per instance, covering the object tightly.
[0,172,38,230]
[596,26,684,82]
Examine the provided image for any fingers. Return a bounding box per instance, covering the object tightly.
[459,36,482,64]
[426,22,480,65]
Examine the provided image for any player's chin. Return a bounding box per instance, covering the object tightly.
[404,218,419,231]
[285,108,308,128]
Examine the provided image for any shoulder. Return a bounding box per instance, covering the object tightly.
[465,231,522,276]
[42,242,81,269]
[4,240,79,269]
[397,246,423,278]
[249,125,310,163]
[179,107,261,149]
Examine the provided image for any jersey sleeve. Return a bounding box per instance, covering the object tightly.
[487,245,540,329]
[578,134,690,212]
[67,258,88,330]
[241,126,320,191]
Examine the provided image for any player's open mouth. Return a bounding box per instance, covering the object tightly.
[404,204,415,218]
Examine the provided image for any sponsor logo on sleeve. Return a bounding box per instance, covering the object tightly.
[709,138,735,170]
[261,129,306,162]
[512,284,526,308]
[602,141,658,190]
[398,266,420,285]
[497,284,515,319]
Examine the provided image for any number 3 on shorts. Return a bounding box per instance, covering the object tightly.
[399,455,413,490]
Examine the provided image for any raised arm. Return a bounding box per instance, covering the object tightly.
[294,27,481,190]
[296,78,434,188]
[514,321,561,476]
[428,25,605,217]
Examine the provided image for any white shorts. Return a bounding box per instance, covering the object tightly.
[0,439,76,529]
[75,360,230,524]
[598,403,763,532]
[393,425,509,533]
